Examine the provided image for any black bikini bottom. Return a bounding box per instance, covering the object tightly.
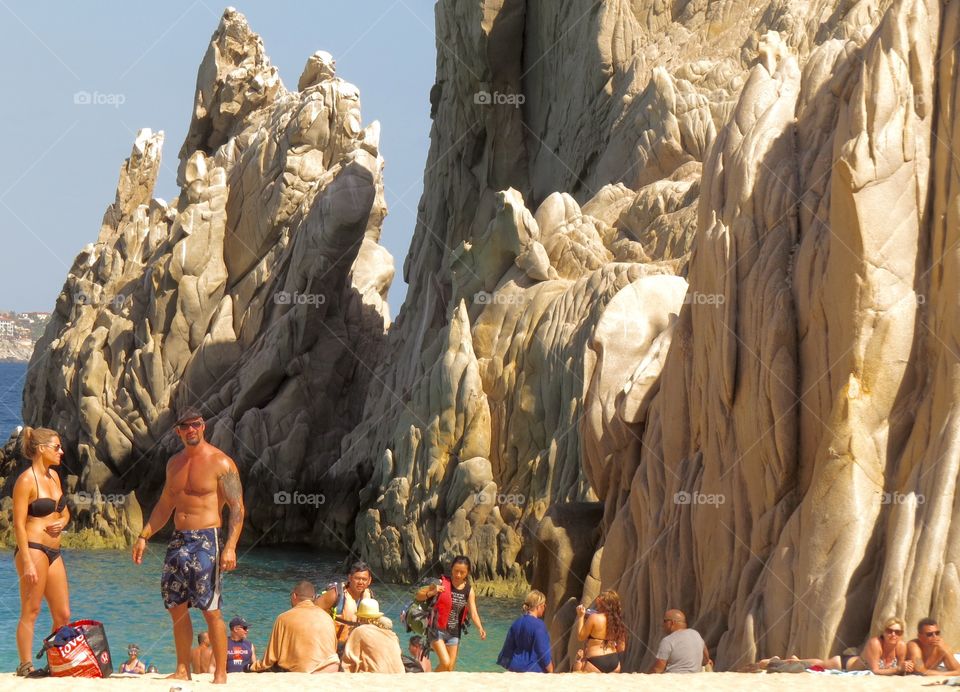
[15,542,62,565]
[587,652,620,673]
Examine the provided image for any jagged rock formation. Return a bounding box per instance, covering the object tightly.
[337,0,960,675]
[14,8,393,546]
[15,0,960,676]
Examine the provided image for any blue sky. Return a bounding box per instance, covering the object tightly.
[0,0,436,315]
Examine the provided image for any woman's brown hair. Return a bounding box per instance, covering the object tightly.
[595,590,626,644]
[20,426,59,460]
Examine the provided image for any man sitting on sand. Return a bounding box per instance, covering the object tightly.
[341,599,405,673]
[191,632,214,674]
[649,609,712,673]
[907,617,960,675]
[250,581,339,673]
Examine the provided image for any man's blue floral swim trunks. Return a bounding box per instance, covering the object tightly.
[161,528,223,611]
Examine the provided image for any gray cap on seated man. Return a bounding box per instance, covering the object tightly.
[649,609,712,673]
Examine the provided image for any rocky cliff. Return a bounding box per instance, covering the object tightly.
[13,0,960,674]
[14,8,392,547]
[340,0,960,673]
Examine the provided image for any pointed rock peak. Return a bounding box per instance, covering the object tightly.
[758,31,787,75]
[448,299,475,352]
[177,7,282,183]
[298,50,337,91]
[103,128,165,230]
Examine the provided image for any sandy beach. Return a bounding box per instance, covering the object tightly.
[0,672,952,691]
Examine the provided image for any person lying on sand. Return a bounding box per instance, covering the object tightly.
[740,617,912,675]
[907,618,960,676]
[848,617,912,675]
[739,655,842,673]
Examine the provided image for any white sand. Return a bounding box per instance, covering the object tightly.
[0,671,951,691]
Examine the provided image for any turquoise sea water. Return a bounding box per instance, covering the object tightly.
[0,365,525,673]
[0,526,522,673]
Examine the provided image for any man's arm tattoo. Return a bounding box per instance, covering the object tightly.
[220,469,245,547]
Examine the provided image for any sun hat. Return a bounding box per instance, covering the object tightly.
[356,598,384,620]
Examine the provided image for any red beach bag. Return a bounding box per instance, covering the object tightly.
[38,619,113,677]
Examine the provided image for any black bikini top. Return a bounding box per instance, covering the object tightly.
[27,468,66,518]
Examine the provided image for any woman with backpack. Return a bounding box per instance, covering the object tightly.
[414,555,486,671]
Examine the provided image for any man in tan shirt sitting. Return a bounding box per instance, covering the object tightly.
[250,581,339,673]
[342,599,405,673]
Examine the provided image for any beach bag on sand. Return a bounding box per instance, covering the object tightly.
[38,619,113,677]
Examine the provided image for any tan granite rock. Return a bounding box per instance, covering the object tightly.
[341,0,960,674]
[19,9,392,545]
[17,0,960,675]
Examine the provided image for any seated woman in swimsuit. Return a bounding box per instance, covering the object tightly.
[13,427,71,677]
[574,590,627,673]
[120,643,147,674]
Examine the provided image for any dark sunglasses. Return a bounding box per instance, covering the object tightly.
[923,630,942,637]
[885,628,903,635]
[177,420,203,430]
[42,443,63,451]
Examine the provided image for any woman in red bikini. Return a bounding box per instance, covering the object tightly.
[12,426,71,677]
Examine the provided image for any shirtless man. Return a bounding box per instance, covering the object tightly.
[132,408,245,685]
[907,618,960,676]
[191,632,214,674]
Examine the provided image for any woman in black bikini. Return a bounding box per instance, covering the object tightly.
[574,590,627,673]
[12,426,71,677]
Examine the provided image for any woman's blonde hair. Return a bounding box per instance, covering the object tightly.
[522,589,546,614]
[880,617,905,638]
[20,426,59,460]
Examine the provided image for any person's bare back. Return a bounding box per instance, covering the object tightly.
[192,633,214,674]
